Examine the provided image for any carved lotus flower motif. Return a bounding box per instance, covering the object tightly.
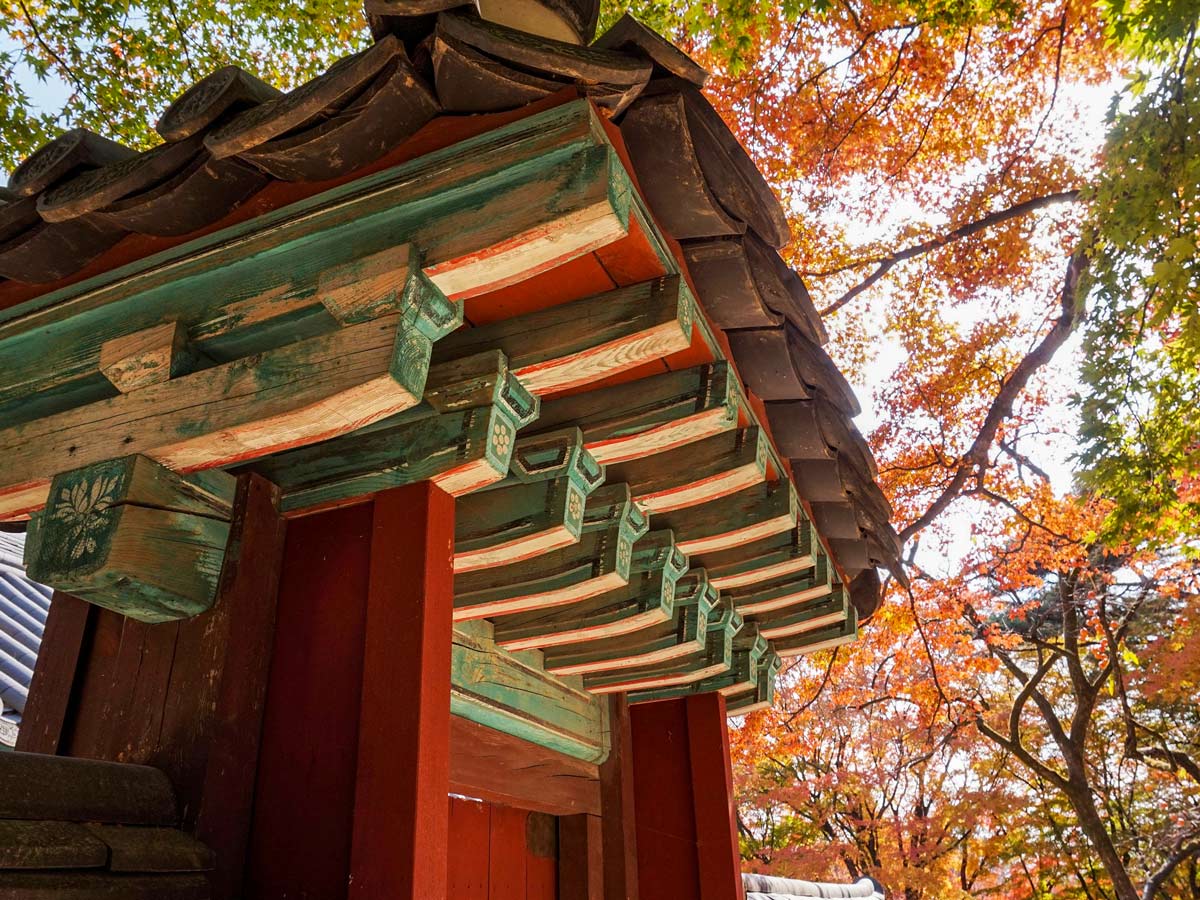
[51,474,120,559]
[567,489,583,522]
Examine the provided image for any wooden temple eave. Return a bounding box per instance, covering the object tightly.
[4,91,871,761]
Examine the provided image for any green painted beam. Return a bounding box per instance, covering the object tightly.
[247,351,538,511]
[588,598,743,696]
[627,623,768,704]
[531,361,741,466]
[543,569,717,677]
[454,487,648,621]
[451,624,610,763]
[699,520,822,591]
[0,100,630,410]
[0,291,456,519]
[725,558,833,618]
[433,275,694,397]
[493,529,689,651]
[453,440,606,574]
[603,426,768,515]
[655,481,798,557]
[771,609,859,659]
[751,589,849,641]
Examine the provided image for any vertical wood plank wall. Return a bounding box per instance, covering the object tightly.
[448,797,558,900]
[629,694,745,900]
[246,482,455,900]
[14,474,287,900]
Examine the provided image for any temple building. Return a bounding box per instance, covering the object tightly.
[0,1,901,896]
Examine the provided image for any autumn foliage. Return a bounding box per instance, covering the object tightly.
[2,0,1198,895]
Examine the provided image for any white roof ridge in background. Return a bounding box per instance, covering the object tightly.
[743,874,886,900]
[0,531,50,746]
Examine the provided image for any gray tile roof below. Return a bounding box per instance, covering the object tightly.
[0,532,50,745]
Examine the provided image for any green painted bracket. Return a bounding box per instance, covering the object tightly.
[544,569,717,677]
[772,608,859,659]
[24,455,237,622]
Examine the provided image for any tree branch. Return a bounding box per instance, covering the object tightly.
[898,247,1089,544]
[817,190,1080,314]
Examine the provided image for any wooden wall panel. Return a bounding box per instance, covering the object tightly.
[630,699,701,900]
[244,502,371,900]
[628,696,744,900]
[449,797,492,896]
[14,592,90,755]
[447,797,560,900]
[15,475,287,900]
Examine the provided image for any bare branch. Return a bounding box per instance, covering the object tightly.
[898,247,1088,544]
[817,190,1080,314]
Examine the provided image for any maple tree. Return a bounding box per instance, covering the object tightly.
[2,0,1198,895]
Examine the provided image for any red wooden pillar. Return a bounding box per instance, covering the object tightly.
[629,693,744,900]
[247,482,454,900]
[350,482,454,900]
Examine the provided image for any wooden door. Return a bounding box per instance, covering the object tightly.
[448,796,558,899]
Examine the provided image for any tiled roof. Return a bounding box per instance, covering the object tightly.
[0,532,49,745]
[0,3,902,616]
[742,874,887,900]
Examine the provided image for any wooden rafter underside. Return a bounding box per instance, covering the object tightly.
[8,99,862,755]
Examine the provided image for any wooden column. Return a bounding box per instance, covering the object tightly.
[246,482,454,900]
[559,814,603,900]
[629,695,744,900]
[350,481,454,900]
[14,592,91,755]
[600,695,639,900]
[685,694,744,900]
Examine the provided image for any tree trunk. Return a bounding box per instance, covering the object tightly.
[1058,774,1141,900]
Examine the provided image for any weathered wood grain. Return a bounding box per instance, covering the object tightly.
[656,481,797,556]
[771,612,859,658]
[449,715,601,816]
[532,362,740,465]
[606,426,767,514]
[543,569,716,676]
[252,352,538,511]
[752,590,848,641]
[630,627,770,705]
[99,321,194,393]
[620,613,755,700]
[24,457,237,622]
[699,521,819,590]
[0,102,628,430]
[726,557,832,617]
[493,530,689,651]
[189,474,286,900]
[14,592,91,754]
[434,275,693,396]
[454,515,635,621]
[1,309,450,520]
[454,463,605,573]
[451,626,609,762]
